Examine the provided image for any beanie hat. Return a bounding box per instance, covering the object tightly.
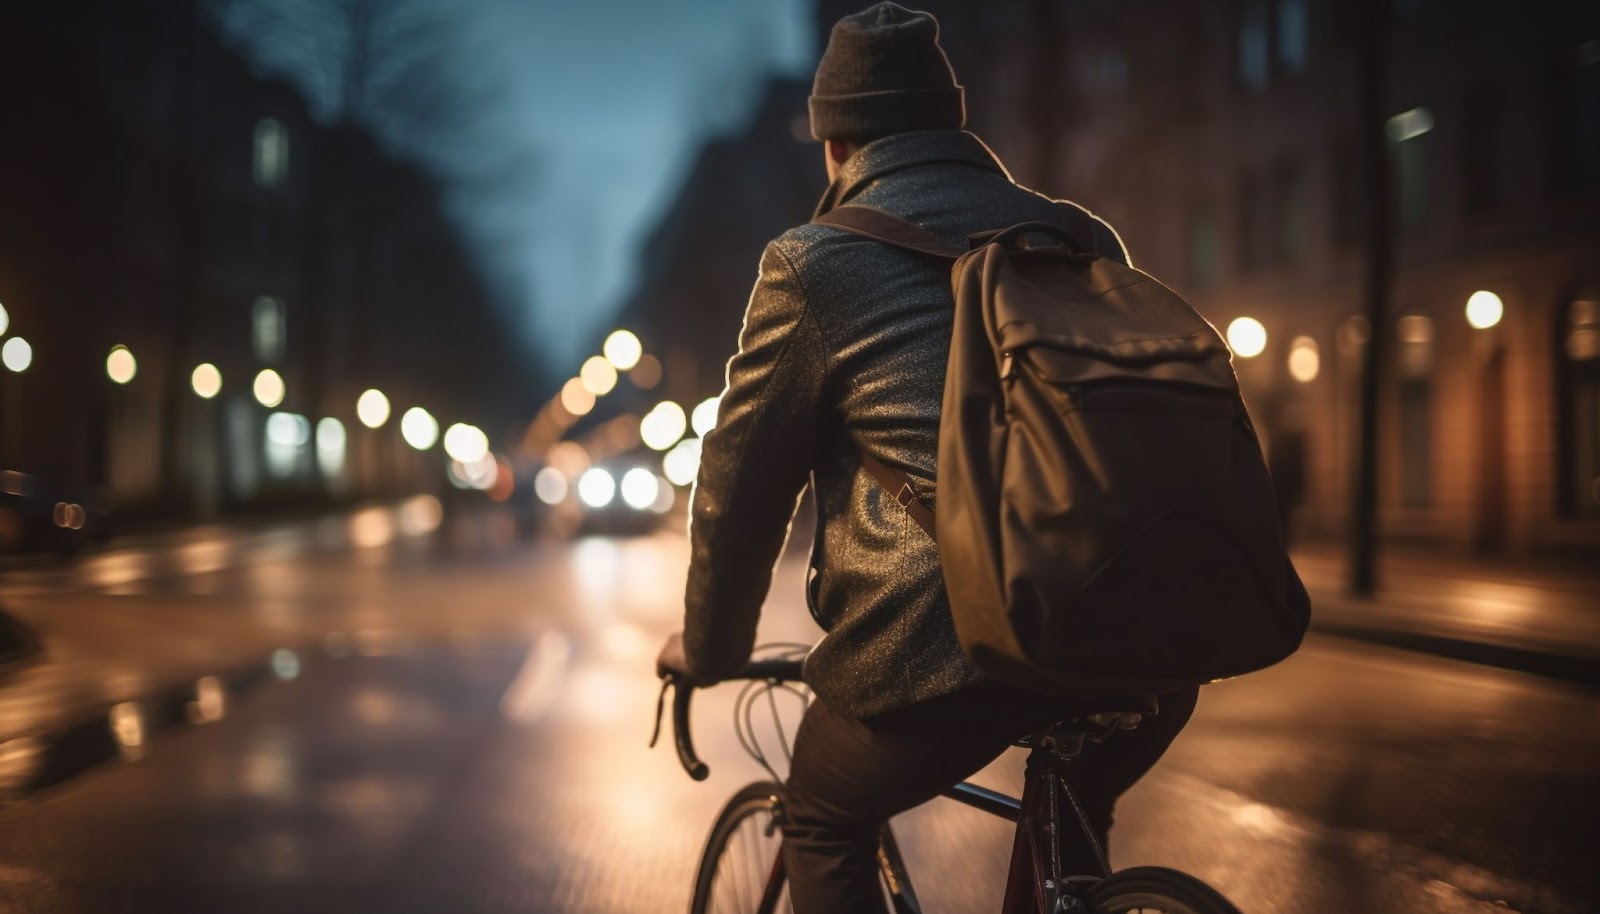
[809,2,966,143]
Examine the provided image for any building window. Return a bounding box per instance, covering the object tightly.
[1557,290,1600,518]
[1553,40,1600,195]
[1462,85,1508,215]
[1387,107,1434,232]
[1275,0,1309,74]
[252,296,286,363]
[1270,158,1307,265]
[1238,1,1271,93]
[1236,173,1262,271]
[1331,130,1360,247]
[1188,202,1219,289]
[1396,314,1434,509]
[253,117,289,188]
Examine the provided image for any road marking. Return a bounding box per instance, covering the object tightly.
[499,630,573,724]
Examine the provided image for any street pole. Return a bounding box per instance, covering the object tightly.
[1350,0,1391,597]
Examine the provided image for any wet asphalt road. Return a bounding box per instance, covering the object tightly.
[0,509,1596,913]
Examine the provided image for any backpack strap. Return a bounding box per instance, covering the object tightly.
[813,205,954,542]
[812,205,966,260]
[859,452,937,541]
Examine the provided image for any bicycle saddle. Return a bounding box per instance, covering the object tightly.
[1016,693,1161,751]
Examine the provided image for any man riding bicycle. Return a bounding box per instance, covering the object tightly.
[658,4,1200,911]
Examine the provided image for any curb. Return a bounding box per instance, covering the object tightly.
[1311,620,1600,690]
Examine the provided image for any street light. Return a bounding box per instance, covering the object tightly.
[560,377,596,417]
[580,355,618,396]
[1,336,32,373]
[0,301,9,336]
[191,363,223,399]
[1287,336,1320,383]
[253,368,285,407]
[106,345,137,385]
[691,396,720,437]
[1465,290,1504,330]
[400,407,439,450]
[640,401,687,451]
[663,437,702,486]
[603,330,643,371]
[1226,317,1268,358]
[356,388,391,429]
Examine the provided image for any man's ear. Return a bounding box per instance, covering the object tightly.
[826,139,852,166]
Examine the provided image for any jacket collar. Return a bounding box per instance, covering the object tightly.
[813,130,1012,218]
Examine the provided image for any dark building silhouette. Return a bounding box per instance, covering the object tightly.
[0,0,526,521]
[618,78,821,407]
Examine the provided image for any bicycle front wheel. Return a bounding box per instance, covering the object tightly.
[690,781,792,914]
[1085,865,1246,914]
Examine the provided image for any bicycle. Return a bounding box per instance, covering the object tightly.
[652,645,1246,914]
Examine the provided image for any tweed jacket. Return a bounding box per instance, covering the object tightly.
[684,129,1129,719]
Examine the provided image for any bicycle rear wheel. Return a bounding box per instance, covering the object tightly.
[1085,865,1245,914]
[690,781,792,914]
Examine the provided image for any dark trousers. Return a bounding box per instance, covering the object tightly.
[781,683,1200,914]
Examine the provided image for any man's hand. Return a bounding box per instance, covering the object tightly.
[656,631,695,681]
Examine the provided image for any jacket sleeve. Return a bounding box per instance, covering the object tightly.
[682,240,824,681]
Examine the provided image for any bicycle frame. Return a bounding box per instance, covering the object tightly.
[870,738,1109,914]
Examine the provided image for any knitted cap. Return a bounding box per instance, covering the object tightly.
[809,2,966,143]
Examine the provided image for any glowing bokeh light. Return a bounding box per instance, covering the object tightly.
[1226,317,1268,359]
[691,396,720,437]
[603,330,643,371]
[356,389,391,428]
[640,401,688,451]
[578,468,616,508]
[534,467,568,505]
[443,423,490,464]
[561,377,596,417]
[1287,336,1320,383]
[253,368,286,407]
[266,412,311,447]
[1466,290,1504,330]
[620,467,660,510]
[400,407,439,450]
[630,353,662,389]
[580,356,618,396]
[663,437,702,487]
[2,336,32,373]
[191,363,222,399]
[106,345,137,384]
[0,301,8,336]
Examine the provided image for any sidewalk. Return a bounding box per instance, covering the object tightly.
[1293,542,1600,686]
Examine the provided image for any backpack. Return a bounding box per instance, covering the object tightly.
[812,204,1311,697]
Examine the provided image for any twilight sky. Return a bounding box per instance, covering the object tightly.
[214,0,814,381]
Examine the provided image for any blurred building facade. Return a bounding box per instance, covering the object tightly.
[823,0,1600,557]
[619,78,822,405]
[0,0,523,522]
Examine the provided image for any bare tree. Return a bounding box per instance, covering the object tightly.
[203,0,526,492]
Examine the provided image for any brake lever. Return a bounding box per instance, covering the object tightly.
[649,676,672,749]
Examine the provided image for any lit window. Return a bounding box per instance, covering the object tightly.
[1558,292,1600,518]
[1274,0,1308,74]
[1237,2,1270,93]
[252,296,285,363]
[1396,315,1434,509]
[254,118,289,188]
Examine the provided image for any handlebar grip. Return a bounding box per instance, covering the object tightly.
[672,679,709,781]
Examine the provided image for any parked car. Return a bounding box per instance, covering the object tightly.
[0,468,111,555]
